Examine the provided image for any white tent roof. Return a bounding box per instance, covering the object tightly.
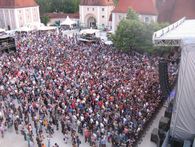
[60,16,76,26]
[153,17,195,46]
[16,26,33,32]
[80,28,100,35]
[104,40,113,45]
[38,26,57,31]
[0,28,5,32]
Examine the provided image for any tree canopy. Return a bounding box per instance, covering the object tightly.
[36,0,80,14]
[112,8,168,53]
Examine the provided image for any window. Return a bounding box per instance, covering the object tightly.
[102,8,104,11]
[145,17,149,23]
[102,15,105,18]
[87,8,89,11]
[92,8,94,11]
[119,15,122,20]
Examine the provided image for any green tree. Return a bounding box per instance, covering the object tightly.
[112,19,145,52]
[36,0,52,14]
[41,16,50,25]
[36,0,80,14]
[112,8,168,53]
[113,0,118,6]
[126,8,139,21]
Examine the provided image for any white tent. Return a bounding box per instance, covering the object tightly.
[16,26,33,32]
[60,16,76,26]
[104,40,113,45]
[80,28,100,35]
[0,28,5,32]
[38,26,57,31]
[153,17,195,46]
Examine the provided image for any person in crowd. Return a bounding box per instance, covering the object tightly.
[0,30,179,147]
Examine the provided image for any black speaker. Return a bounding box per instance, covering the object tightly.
[151,128,159,144]
[159,59,171,97]
[0,36,16,53]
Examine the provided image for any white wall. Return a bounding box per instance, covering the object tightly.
[112,12,157,32]
[112,12,126,32]
[79,5,114,28]
[0,6,40,30]
[139,14,157,24]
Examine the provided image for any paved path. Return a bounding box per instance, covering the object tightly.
[0,99,94,147]
[138,106,166,147]
[0,98,166,147]
[0,126,91,147]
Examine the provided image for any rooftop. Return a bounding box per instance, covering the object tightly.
[158,0,195,22]
[0,0,38,8]
[113,0,157,15]
[44,12,79,19]
[80,0,114,6]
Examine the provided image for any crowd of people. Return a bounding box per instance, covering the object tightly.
[0,30,178,147]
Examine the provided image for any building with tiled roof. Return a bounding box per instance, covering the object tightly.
[158,0,195,23]
[112,0,158,32]
[0,0,38,8]
[79,0,114,29]
[0,0,40,30]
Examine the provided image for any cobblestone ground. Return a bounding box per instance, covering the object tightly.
[0,125,92,147]
[0,98,105,147]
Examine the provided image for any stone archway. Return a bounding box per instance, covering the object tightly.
[84,14,97,28]
[87,16,96,28]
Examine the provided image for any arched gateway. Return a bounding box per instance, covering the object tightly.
[87,16,96,28]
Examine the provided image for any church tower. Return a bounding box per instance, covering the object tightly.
[0,0,40,30]
[79,0,114,29]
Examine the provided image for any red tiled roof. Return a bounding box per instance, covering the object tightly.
[112,0,158,15]
[45,12,79,19]
[158,0,195,22]
[80,0,114,6]
[0,0,38,8]
[157,0,175,22]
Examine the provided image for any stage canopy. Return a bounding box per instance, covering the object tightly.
[153,17,195,46]
[153,18,195,141]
